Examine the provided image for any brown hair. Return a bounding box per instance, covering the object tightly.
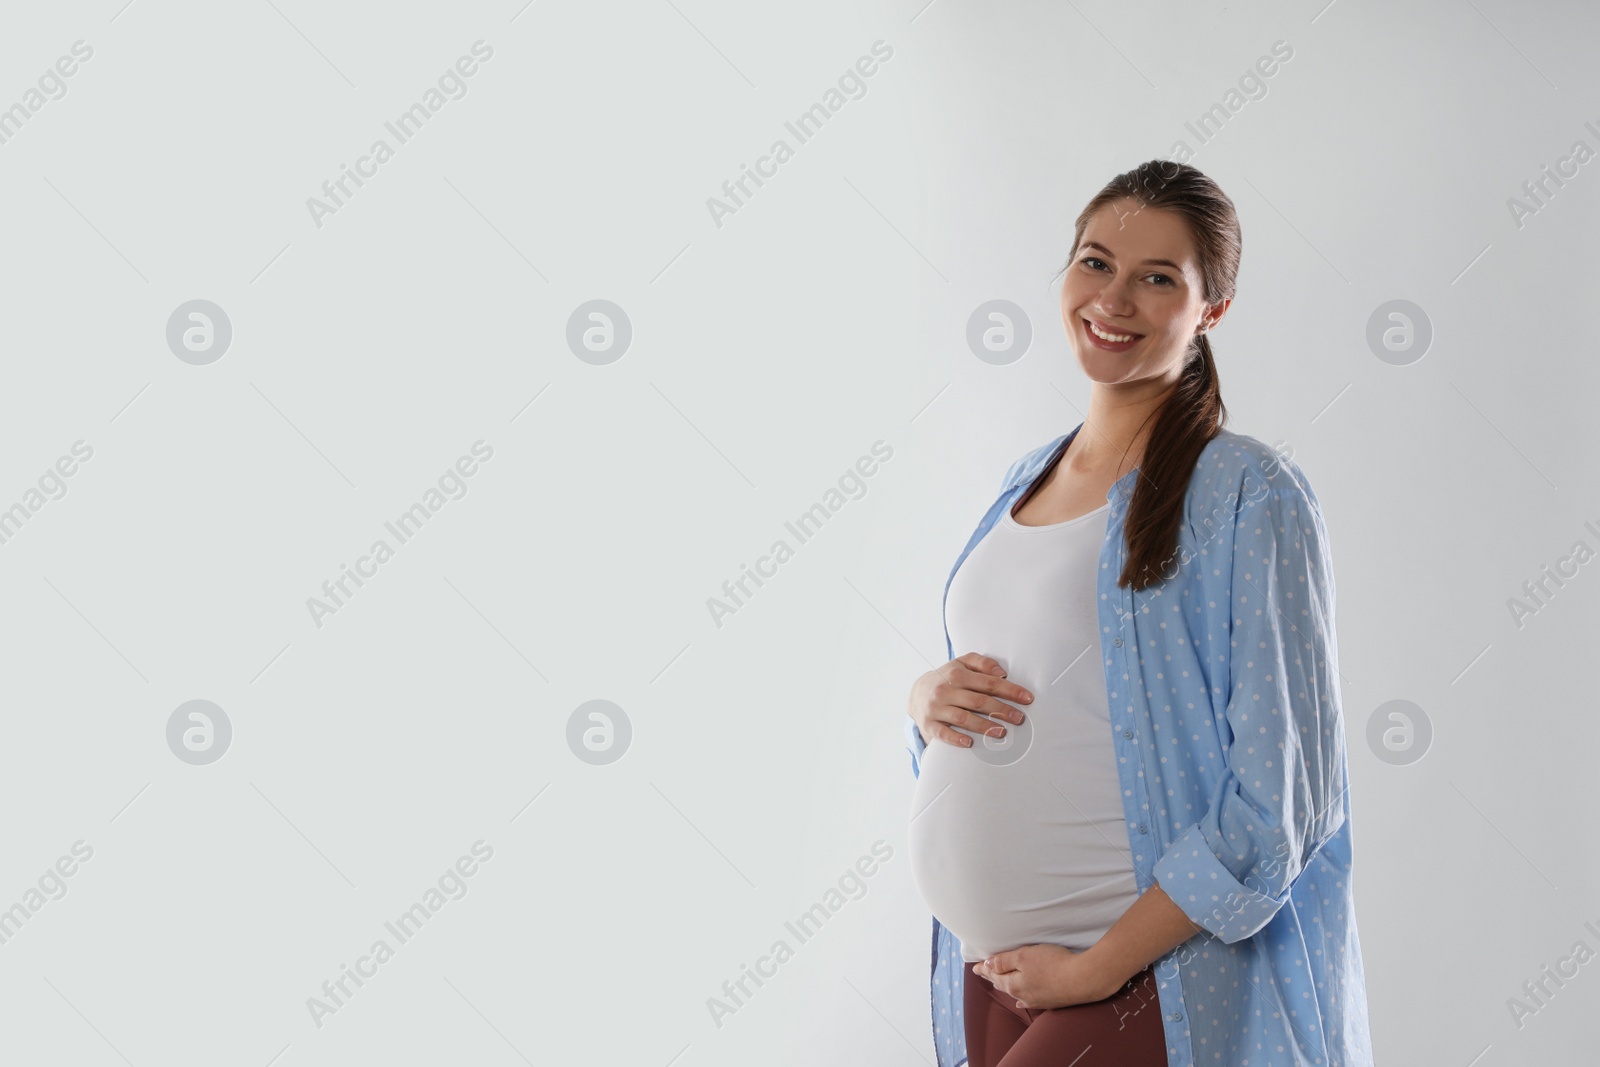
[1054,159,1241,591]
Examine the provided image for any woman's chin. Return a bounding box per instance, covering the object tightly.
[1070,345,1185,387]
[1073,351,1144,383]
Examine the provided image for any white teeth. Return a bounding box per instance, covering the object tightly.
[1088,320,1136,343]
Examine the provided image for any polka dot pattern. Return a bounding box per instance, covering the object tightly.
[904,427,1374,1067]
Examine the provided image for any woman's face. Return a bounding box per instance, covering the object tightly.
[1060,198,1225,387]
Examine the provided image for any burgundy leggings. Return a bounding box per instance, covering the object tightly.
[962,961,1167,1067]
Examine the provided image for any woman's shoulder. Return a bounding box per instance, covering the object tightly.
[1194,427,1321,510]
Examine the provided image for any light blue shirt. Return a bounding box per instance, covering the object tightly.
[905,423,1374,1067]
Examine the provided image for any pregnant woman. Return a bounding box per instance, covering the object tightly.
[904,161,1374,1067]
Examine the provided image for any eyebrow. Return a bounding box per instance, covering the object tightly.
[1079,241,1183,272]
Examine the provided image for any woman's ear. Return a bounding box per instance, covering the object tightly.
[1199,296,1232,333]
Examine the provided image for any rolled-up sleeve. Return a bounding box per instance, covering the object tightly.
[1153,481,1349,944]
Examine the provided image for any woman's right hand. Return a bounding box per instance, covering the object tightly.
[907,653,1032,748]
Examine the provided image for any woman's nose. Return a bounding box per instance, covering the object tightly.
[1094,290,1135,317]
[1091,276,1137,315]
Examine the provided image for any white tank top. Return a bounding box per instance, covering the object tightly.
[908,499,1140,963]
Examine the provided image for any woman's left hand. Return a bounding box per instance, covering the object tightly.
[972,944,1120,1010]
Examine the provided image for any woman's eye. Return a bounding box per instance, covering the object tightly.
[1082,258,1174,287]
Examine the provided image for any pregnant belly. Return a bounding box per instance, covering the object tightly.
[907,740,1139,960]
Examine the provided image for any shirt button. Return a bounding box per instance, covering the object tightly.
[1137,823,1148,834]
[1123,728,1134,739]
[1167,1011,1184,1021]
[1113,637,1123,647]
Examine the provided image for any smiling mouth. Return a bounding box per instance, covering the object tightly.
[1082,318,1143,346]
